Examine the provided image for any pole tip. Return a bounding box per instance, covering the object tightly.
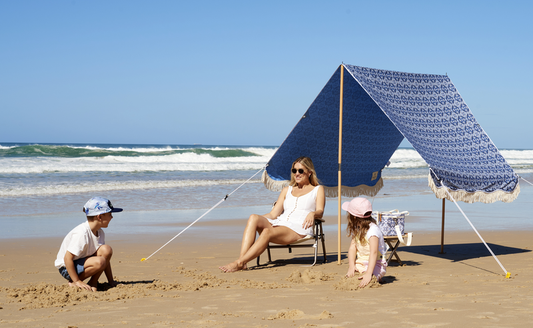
[505,272,511,279]
[141,258,146,262]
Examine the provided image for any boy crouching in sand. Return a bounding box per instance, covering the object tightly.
[54,197,122,291]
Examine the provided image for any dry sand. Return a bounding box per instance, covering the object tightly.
[1,216,532,327]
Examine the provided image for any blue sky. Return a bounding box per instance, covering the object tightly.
[1,1,531,148]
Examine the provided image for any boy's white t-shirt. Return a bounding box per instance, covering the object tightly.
[54,221,105,269]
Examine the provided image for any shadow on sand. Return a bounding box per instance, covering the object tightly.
[400,242,531,262]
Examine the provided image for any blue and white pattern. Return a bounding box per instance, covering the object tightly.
[264,64,519,203]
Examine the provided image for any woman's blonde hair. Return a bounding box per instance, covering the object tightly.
[346,212,375,245]
[289,156,320,187]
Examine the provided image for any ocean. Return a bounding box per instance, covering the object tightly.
[1,142,532,239]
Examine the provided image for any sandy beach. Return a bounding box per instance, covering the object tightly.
[1,213,532,328]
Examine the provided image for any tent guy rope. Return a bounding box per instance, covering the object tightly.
[519,176,533,186]
[140,165,267,262]
[430,168,511,278]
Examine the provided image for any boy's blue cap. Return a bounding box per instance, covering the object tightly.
[83,197,123,216]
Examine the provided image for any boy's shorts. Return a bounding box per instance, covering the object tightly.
[58,257,87,281]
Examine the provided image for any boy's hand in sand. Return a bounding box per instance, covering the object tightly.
[71,280,96,292]
[358,272,372,288]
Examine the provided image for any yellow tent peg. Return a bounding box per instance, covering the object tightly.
[505,272,511,279]
[141,258,146,262]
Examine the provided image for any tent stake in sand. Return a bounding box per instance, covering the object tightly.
[141,166,266,262]
[431,168,511,278]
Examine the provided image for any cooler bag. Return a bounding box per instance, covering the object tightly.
[372,210,409,236]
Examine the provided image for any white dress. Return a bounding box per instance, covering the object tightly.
[267,185,319,236]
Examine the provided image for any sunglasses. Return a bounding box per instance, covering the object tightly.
[292,168,307,174]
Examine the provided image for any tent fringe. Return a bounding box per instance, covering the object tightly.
[262,171,383,197]
[428,174,520,204]
[323,179,383,197]
[261,170,290,191]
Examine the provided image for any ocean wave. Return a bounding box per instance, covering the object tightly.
[1,144,531,175]
[0,178,263,197]
[0,145,277,174]
[0,143,273,158]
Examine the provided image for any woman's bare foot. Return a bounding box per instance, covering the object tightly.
[219,260,244,273]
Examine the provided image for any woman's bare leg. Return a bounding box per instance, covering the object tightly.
[220,226,302,272]
[239,214,270,258]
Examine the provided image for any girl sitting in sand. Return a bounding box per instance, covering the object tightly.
[220,156,325,272]
[343,197,387,287]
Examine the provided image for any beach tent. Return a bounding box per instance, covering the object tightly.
[262,64,520,264]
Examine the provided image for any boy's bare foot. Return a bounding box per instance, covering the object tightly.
[219,260,244,273]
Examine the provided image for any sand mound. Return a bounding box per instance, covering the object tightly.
[3,268,297,310]
[333,274,381,291]
[2,269,229,310]
[267,309,305,320]
[3,283,150,310]
[286,269,336,284]
[238,279,290,289]
[266,309,334,320]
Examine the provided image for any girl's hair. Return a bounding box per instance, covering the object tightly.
[289,156,320,187]
[346,211,376,245]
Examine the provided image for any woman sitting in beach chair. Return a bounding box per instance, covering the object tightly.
[219,156,325,272]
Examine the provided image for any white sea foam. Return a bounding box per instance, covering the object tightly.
[0,150,275,174]
[0,145,15,150]
[0,179,262,197]
[387,148,427,168]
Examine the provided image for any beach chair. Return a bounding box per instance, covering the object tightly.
[256,217,327,266]
[384,228,413,266]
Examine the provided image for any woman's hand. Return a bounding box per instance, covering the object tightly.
[302,212,315,229]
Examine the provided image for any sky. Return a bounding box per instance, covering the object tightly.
[1,1,532,149]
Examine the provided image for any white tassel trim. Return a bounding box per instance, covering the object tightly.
[262,171,384,197]
[261,170,290,191]
[428,174,520,204]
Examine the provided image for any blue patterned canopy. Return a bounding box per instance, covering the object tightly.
[263,64,519,204]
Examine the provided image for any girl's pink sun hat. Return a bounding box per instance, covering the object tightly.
[342,197,372,218]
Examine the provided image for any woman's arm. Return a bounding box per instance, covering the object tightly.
[302,185,325,229]
[359,236,378,287]
[262,187,288,220]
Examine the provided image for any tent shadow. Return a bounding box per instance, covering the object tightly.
[254,253,336,269]
[387,260,421,267]
[400,242,531,262]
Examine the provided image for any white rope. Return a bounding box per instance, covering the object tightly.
[519,175,533,186]
[430,168,510,278]
[141,165,267,262]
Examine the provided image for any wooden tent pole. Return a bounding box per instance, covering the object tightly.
[337,64,344,264]
[440,198,445,253]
